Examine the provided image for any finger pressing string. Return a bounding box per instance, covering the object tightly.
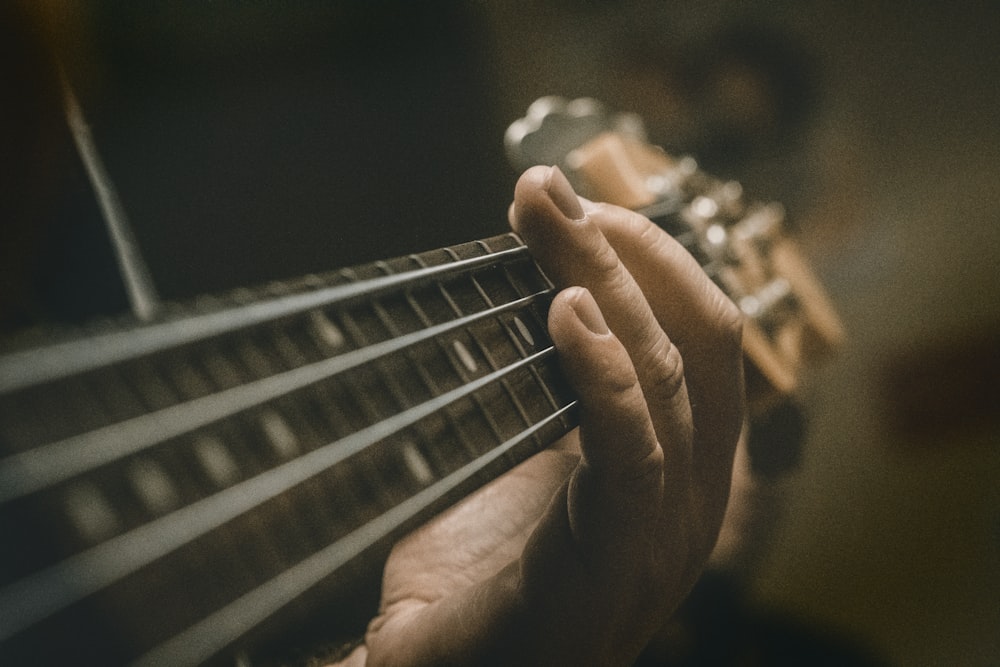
[511,165,694,482]
[547,287,660,489]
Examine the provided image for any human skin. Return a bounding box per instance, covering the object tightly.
[334,166,745,666]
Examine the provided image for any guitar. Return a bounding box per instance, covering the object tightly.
[0,97,841,665]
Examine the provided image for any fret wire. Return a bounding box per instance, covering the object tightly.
[366,275,437,412]
[92,366,149,428]
[404,255,497,458]
[268,322,312,368]
[191,343,268,494]
[464,272,537,437]
[367,265,452,487]
[460,241,570,436]
[335,308,400,425]
[0,292,547,503]
[0,245,532,394]
[380,274,504,480]
[264,327,349,546]
[230,335,318,569]
[468,269,530,359]
[471,243,573,453]
[390,294,455,399]
[504,331,569,433]
[149,356,266,631]
[451,268,536,439]
[300,377,381,526]
[304,291,431,514]
[123,359,179,420]
[487,245,565,419]
[508,316,565,423]
[439,248,504,375]
[60,375,130,541]
[415,249,510,447]
[131,401,578,667]
[432,271,510,447]
[335,308,419,508]
[0,347,558,641]
[369,299,431,410]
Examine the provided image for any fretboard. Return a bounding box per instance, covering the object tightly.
[0,233,578,665]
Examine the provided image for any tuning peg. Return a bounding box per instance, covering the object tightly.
[732,203,785,245]
[505,96,647,173]
[738,277,794,322]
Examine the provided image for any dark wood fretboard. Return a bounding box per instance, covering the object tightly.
[0,233,578,665]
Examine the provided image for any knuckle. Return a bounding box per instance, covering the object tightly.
[588,232,623,277]
[598,351,644,398]
[632,212,664,246]
[715,291,745,348]
[699,283,744,353]
[623,445,666,491]
[640,335,686,401]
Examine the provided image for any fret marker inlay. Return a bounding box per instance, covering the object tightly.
[513,316,534,347]
[65,483,118,542]
[260,410,299,458]
[127,459,179,514]
[194,435,240,487]
[401,442,434,485]
[452,340,477,373]
[309,310,345,350]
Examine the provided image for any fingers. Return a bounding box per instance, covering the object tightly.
[359,169,748,666]
[511,165,743,492]
[547,287,662,497]
[511,166,694,474]
[592,204,744,489]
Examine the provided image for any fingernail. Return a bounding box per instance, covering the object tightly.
[547,166,585,221]
[571,288,609,335]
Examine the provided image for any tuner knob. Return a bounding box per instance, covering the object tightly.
[643,155,698,198]
[732,203,785,246]
[505,96,647,173]
[738,277,795,323]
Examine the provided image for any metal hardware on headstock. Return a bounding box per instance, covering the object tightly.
[506,97,844,411]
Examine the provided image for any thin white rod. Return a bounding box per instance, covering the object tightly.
[61,73,160,322]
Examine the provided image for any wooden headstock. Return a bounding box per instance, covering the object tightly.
[507,97,843,412]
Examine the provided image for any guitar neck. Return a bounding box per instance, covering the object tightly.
[0,233,577,665]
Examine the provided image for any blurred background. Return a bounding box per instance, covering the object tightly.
[3,1,998,664]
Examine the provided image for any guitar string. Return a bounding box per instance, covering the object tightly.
[0,290,549,503]
[406,253,511,460]
[435,248,522,456]
[496,260,569,426]
[132,402,577,667]
[0,243,530,394]
[466,255,558,436]
[455,259,538,445]
[363,265,476,476]
[0,346,563,642]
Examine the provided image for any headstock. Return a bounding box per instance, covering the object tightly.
[506,97,843,412]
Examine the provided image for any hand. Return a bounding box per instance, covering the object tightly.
[335,166,745,666]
